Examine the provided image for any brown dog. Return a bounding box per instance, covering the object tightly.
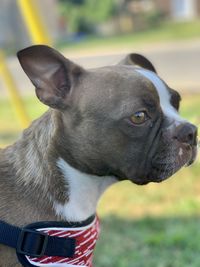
[0,46,197,266]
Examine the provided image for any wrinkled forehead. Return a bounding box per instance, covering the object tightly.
[76,66,160,116]
[136,69,184,122]
[83,66,159,106]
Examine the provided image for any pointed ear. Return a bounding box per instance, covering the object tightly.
[17,45,84,109]
[118,53,157,73]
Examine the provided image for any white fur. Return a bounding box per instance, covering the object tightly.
[55,158,116,222]
[136,69,185,123]
[26,259,83,267]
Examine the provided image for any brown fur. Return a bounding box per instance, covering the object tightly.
[0,46,197,266]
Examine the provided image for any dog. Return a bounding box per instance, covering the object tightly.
[0,45,197,267]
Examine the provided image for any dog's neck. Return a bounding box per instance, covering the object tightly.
[55,158,116,221]
[8,110,116,223]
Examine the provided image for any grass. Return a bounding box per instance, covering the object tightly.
[0,97,47,146]
[0,93,200,266]
[58,20,200,54]
[95,157,200,266]
[95,216,200,267]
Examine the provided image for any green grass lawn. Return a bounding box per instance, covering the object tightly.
[0,94,200,266]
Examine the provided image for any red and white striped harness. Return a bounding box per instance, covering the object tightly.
[25,216,100,267]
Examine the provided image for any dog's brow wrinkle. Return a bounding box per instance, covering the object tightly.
[135,69,185,123]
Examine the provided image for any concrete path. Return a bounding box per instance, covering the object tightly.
[1,39,200,96]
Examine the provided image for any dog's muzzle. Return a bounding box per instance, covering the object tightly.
[149,122,198,183]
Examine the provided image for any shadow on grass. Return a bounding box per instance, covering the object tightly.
[94,215,200,267]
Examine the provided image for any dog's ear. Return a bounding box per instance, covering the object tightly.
[17,45,84,109]
[119,53,157,73]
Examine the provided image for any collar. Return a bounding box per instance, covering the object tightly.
[0,215,100,267]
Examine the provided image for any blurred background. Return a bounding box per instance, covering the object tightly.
[0,0,200,266]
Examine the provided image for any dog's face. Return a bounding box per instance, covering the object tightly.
[18,46,198,185]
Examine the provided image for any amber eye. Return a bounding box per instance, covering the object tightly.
[130,111,148,125]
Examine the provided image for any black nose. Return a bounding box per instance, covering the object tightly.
[174,123,198,146]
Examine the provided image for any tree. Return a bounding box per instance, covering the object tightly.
[58,0,117,34]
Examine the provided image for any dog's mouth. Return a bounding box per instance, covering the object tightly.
[147,143,197,183]
[131,142,198,185]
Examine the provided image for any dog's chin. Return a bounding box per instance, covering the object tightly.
[129,145,197,185]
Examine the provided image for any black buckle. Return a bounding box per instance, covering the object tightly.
[17,229,48,257]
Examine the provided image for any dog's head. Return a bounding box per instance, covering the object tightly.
[18,45,198,185]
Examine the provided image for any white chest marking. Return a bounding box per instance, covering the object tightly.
[136,69,185,123]
[55,158,116,222]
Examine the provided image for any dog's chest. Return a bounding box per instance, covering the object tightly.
[54,158,116,222]
[24,217,100,267]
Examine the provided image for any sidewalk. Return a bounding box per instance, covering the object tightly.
[1,38,200,96]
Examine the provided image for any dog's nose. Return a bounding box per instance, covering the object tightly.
[174,123,198,146]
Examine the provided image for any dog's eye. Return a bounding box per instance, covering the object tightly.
[130,111,149,125]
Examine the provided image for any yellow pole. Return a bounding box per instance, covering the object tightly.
[0,51,30,128]
[17,0,52,45]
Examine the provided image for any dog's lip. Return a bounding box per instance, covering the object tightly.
[117,143,198,186]
[133,180,150,185]
[185,145,198,166]
[151,143,197,167]
[128,175,152,185]
[132,145,197,185]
